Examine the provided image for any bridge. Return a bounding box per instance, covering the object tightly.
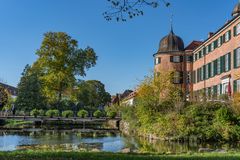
[0,116,121,129]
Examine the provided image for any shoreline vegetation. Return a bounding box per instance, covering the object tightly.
[1,151,240,160]
[118,72,240,143]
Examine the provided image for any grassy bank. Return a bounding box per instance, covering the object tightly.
[1,151,240,160]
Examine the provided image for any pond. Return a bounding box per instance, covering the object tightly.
[0,130,240,153]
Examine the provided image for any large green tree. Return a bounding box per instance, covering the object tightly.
[76,80,111,112]
[15,65,46,111]
[34,32,97,106]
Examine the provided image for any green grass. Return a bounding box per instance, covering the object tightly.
[0,151,240,160]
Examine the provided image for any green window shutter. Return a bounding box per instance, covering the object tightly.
[234,80,237,92]
[228,52,231,70]
[229,30,231,40]
[197,69,199,82]
[192,71,196,84]
[220,57,223,73]
[234,49,237,68]
[208,63,211,78]
[214,60,217,75]
[214,40,217,49]
[214,85,218,95]
[220,36,223,45]
[208,44,211,52]
[220,84,222,94]
[203,66,206,80]
[199,51,202,58]
[222,35,225,43]
[203,47,206,55]
[234,26,237,37]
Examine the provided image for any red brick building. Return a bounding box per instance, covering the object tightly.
[154,2,240,101]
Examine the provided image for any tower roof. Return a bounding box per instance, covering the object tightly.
[158,29,184,53]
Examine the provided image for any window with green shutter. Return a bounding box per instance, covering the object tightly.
[203,66,206,80]
[220,56,225,73]
[222,35,225,43]
[234,48,240,68]
[192,71,196,84]
[205,64,209,79]
[208,63,211,78]
[217,58,221,74]
[228,52,231,71]
[208,44,211,53]
[213,85,218,95]
[214,60,218,76]
[233,80,240,93]
[234,23,240,36]
[199,51,202,58]
[228,30,231,40]
[234,26,237,37]
[203,47,206,55]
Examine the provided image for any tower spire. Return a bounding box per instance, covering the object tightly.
[170,14,174,33]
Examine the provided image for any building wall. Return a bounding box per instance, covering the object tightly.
[154,51,193,98]
[192,15,240,97]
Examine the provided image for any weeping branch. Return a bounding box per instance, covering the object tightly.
[103,0,171,22]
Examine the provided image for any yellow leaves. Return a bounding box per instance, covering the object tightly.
[233,93,240,115]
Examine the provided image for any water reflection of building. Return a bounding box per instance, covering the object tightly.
[154,2,240,101]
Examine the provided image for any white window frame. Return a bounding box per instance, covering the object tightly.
[236,48,240,67]
[217,37,221,47]
[155,57,161,65]
[217,58,221,74]
[225,54,229,71]
[225,31,230,42]
[237,23,240,35]
[211,42,214,51]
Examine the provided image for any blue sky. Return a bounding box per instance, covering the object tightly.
[0,0,237,95]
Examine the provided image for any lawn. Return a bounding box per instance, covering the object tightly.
[0,151,240,160]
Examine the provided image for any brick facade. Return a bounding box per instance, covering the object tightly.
[154,4,240,101]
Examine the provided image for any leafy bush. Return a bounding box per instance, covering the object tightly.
[39,109,45,116]
[62,110,74,118]
[106,111,117,119]
[93,110,102,118]
[45,109,60,118]
[77,109,88,118]
[30,109,40,118]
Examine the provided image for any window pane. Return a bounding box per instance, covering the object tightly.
[217,58,221,74]
[225,54,229,71]
[237,48,240,67]
[237,23,240,35]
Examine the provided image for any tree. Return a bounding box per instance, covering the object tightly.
[103,0,170,22]
[34,32,97,107]
[15,65,46,111]
[0,86,9,110]
[76,80,111,112]
[136,70,183,113]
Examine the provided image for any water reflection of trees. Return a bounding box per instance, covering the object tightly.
[132,136,240,153]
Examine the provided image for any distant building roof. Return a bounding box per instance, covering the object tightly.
[0,82,17,96]
[185,41,203,51]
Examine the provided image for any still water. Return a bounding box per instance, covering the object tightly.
[0,130,240,153]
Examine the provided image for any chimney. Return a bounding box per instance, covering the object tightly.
[208,32,214,38]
